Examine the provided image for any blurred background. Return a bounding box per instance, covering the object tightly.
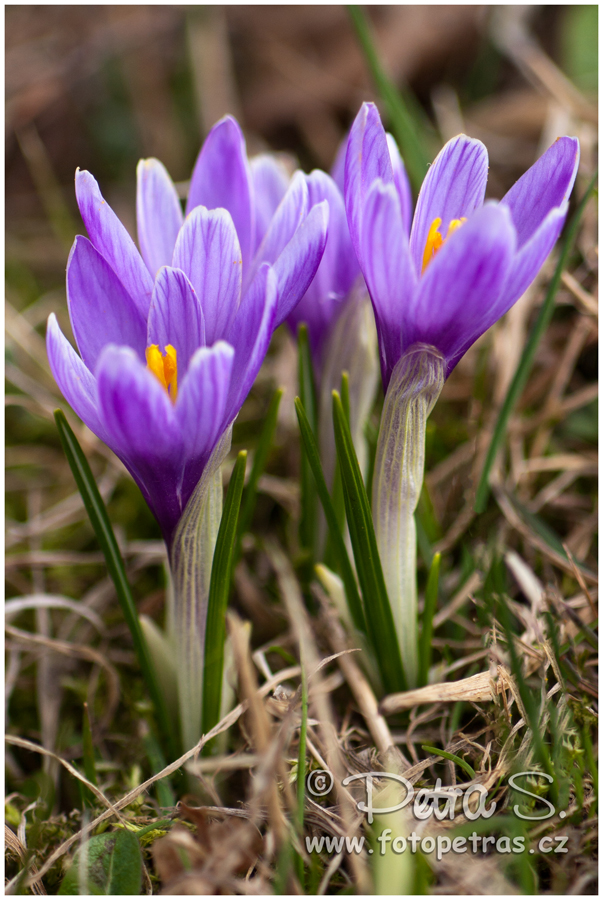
[6,5,597,243]
[5,9,598,890]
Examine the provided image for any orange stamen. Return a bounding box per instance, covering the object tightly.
[146,344,178,402]
[421,216,467,273]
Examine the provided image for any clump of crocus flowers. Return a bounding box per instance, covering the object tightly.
[48,104,579,741]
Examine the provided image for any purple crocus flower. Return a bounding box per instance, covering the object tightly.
[285,162,381,510]
[286,130,411,374]
[345,102,580,389]
[286,170,360,372]
[343,102,579,687]
[47,116,328,548]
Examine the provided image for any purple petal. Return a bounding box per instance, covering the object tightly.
[251,170,309,269]
[386,133,413,235]
[272,199,329,327]
[360,180,417,388]
[306,171,358,296]
[66,236,147,370]
[46,313,108,443]
[288,171,358,346]
[95,344,184,541]
[500,136,579,247]
[412,203,515,371]
[176,341,234,466]
[243,169,308,300]
[96,345,177,457]
[75,169,154,319]
[147,267,206,375]
[172,206,242,345]
[225,263,278,423]
[344,102,393,265]
[501,204,568,311]
[136,158,183,277]
[447,201,570,376]
[250,154,290,252]
[186,116,255,269]
[409,134,488,276]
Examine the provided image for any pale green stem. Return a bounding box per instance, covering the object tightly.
[168,428,232,750]
[372,344,444,687]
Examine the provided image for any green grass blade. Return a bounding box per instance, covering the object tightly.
[323,463,346,570]
[295,397,366,634]
[332,390,406,692]
[421,744,476,780]
[298,324,318,556]
[475,172,598,513]
[418,551,441,687]
[54,410,178,762]
[347,4,431,191]
[340,370,351,424]
[236,387,283,551]
[202,450,247,735]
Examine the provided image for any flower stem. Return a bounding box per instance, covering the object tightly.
[372,344,444,687]
[169,429,232,751]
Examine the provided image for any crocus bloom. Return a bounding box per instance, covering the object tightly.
[286,169,360,371]
[344,102,579,687]
[345,102,580,389]
[286,165,380,507]
[47,117,329,751]
[47,116,328,548]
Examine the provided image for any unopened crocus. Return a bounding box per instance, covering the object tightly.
[345,102,579,685]
[47,115,328,747]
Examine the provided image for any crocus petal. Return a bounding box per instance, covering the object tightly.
[501,204,568,311]
[286,171,356,355]
[96,345,178,457]
[46,313,108,443]
[306,171,357,296]
[409,134,488,276]
[344,102,393,265]
[172,206,242,346]
[96,345,183,541]
[186,116,254,269]
[360,180,417,388]
[386,133,413,235]
[67,236,147,370]
[176,341,234,466]
[250,154,290,252]
[272,199,329,327]
[500,136,579,247]
[75,169,154,318]
[412,203,515,371]
[251,171,309,269]
[136,158,183,277]
[444,205,567,375]
[224,263,278,424]
[147,267,206,375]
[244,169,307,302]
